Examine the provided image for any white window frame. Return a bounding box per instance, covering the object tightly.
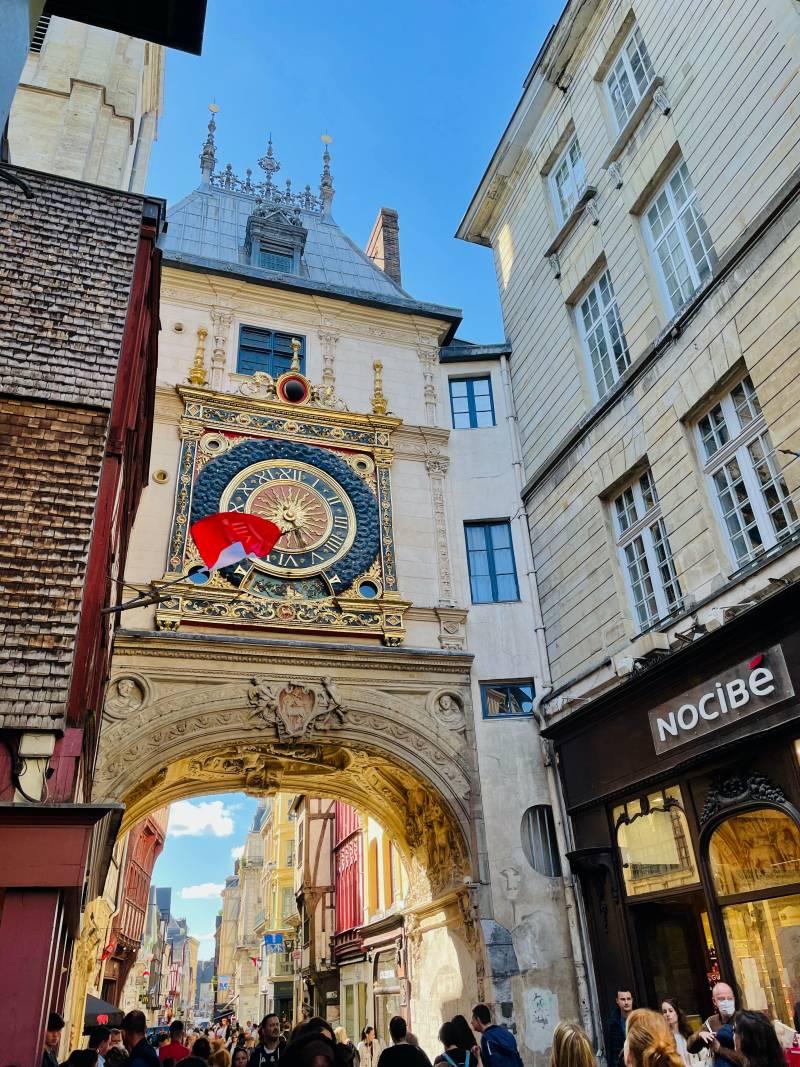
[549,135,586,226]
[576,269,631,400]
[643,159,717,315]
[604,22,656,131]
[696,375,798,568]
[613,469,682,630]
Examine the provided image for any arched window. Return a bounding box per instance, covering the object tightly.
[521,805,562,877]
[613,786,698,897]
[707,807,800,1024]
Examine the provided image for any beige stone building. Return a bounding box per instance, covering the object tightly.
[459,0,800,1040]
[257,794,297,1021]
[8,14,164,191]
[91,106,584,1057]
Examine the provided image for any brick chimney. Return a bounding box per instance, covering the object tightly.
[365,207,401,286]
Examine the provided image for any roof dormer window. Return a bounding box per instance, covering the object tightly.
[259,247,294,273]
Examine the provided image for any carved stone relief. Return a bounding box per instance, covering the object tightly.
[210,307,233,390]
[417,347,439,425]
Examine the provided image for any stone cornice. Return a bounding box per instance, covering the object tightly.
[114,629,474,672]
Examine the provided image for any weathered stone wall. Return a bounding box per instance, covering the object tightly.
[8,16,164,192]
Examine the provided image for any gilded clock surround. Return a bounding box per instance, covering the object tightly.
[157,373,408,643]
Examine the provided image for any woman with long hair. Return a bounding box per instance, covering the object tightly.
[733,1011,785,1067]
[232,1049,250,1067]
[451,1017,479,1060]
[434,1022,472,1067]
[210,1050,232,1067]
[549,1021,596,1067]
[624,1009,684,1067]
[661,1001,692,1067]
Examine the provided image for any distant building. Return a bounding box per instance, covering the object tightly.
[257,795,297,1023]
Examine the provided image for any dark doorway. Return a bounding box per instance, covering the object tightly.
[632,893,712,1021]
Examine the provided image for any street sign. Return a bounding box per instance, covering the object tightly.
[264,933,284,954]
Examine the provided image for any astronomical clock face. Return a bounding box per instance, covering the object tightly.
[191,437,382,598]
[220,459,356,577]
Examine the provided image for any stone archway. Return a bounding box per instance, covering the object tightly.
[91,630,488,1041]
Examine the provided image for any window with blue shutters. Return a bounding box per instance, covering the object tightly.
[465,521,519,603]
[236,326,306,377]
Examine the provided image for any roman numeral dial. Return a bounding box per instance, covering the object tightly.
[219,458,356,578]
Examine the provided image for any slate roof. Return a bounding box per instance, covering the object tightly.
[161,185,462,327]
[0,167,143,408]
[0,397,107,729]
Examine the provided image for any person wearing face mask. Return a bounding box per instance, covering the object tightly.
[686,983,745,1067]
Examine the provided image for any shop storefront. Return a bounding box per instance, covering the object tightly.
[543,584,800,1033]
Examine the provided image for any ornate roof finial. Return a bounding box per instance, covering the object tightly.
[200,103,219,183]
[188,326,209,386]
[320,134,334,218]
[258,134,280,188]
[290,338,302,372]
[372,360,388,415]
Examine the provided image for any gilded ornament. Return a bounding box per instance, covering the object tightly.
[187,326,209,386]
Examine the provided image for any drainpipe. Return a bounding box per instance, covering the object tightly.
[499,353,601,1046]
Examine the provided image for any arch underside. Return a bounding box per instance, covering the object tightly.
[96,633,479,906]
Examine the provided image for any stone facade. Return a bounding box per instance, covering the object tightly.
[94,124,579,1056]
[459,0,800,1043]
[8,16,164,192]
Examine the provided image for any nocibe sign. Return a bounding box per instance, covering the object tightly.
[649,645,794,754]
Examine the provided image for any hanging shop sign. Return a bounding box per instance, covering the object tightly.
[648,645,794,754]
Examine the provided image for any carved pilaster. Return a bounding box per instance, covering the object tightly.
[210,308,234,390]
[425,451,454,606]
[318,331,339,390]
[417,347,439,425]
[434,607,467,650]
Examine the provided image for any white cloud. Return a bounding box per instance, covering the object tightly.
[179,883,225,900]
[167,800,235,838]
[231,845,244,861]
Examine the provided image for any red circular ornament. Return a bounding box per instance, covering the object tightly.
[277,373,310,404]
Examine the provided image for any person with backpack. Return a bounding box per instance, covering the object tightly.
[470,1006,523,1067]
[434,1023,472,1067]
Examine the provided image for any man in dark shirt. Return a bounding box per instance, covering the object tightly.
[122,1010,159,1067]
[377,1017,432,1067]
[43,1012,65,1067]
[605,990,634,1067]
[249,1014,286,1067]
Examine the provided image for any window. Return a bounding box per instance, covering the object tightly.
[465,521,519,603]
[281,888,295,920]
[605,24,656,130]
[613,786,698,897]
[550,136,586,225]
[259,248,293,273]
[697,375,797,566]
[613,468,682,629]
[285,841,295,868]
[521,806,562,877]
[644,160,717,314]
[709,807,800,1026]
[301,901,310,946]
[236,326,306,377]
[449,376,495,429]
[297,819,304,867]
[481,682,535,719]
[577,270,631,398]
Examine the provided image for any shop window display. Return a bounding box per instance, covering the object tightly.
[709,809,800,1025]
[614,786,699,896]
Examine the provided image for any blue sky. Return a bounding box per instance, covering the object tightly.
[146,0,564,342]
[151,794,258,961]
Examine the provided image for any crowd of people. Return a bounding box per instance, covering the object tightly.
[605,983,789,1067]
[42,984,793,1067]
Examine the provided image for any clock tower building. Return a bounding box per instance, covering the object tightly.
[94,111,581,1053]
